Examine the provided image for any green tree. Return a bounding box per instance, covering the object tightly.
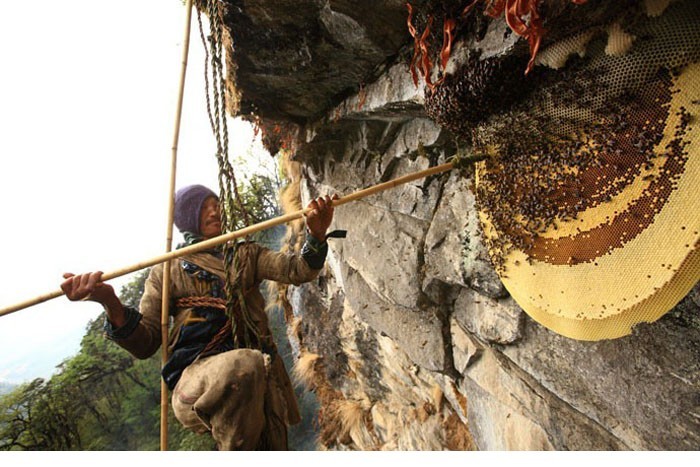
[0,271,169,450]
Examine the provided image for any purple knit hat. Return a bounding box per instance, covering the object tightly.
[174,185,218,235]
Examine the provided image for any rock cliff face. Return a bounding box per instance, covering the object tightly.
[215,0,700,450]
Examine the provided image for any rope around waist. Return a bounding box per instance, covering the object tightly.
[175,296,227,310]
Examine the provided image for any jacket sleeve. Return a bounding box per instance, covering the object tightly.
[103,264,164,359]
[255,232,328,285]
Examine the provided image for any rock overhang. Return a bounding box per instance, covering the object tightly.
[216,0,637,134]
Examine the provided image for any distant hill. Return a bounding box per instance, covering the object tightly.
[0,381,17,396]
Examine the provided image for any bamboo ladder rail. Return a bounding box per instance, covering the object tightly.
[0,161,456,319]
[158,0,195,451]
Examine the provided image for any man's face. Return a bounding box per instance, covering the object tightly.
[199,196,222,239]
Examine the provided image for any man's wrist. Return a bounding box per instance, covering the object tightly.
[302,230,329,269]
[308,229,326,243]
[104,306,141,341]
[102,295,126,328]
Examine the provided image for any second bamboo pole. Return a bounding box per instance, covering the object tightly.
[159,0,195,451]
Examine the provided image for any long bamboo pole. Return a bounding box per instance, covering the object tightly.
[158,0,194,452]
[0,161,455,318]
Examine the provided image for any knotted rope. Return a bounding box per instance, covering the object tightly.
[197,0,261,351]
[175,296,227,310]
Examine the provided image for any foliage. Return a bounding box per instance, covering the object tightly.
[229,150,284,247]
[119,269,149,309]
[233,174,282,231]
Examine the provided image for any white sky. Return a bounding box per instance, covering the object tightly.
[0,0,272,383]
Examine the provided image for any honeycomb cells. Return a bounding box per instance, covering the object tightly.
[426,0,700,339]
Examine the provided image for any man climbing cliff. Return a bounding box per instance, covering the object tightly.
[60,184,337,450]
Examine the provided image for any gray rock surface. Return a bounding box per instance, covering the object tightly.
[289,280,349,387]
[342,263,445,373]
[453,289,523,345]
[223,0,421,120]
[423,172,507,299]
[503,308,700,450]
[219,0,700,451]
